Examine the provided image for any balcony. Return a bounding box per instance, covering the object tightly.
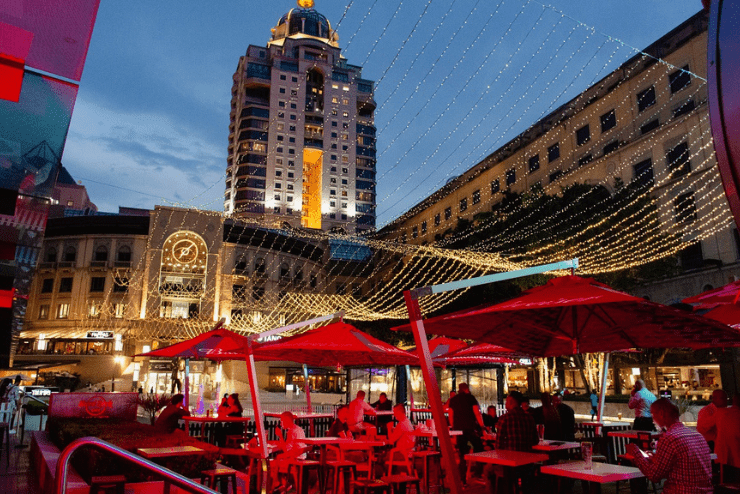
[89,261,108,271]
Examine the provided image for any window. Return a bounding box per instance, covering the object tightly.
[576,125,590,146]
[673,99,695,119]
[279,263,290,280]
[280,74,286,81]
[421,221,427,235]
[459,198,467,212]
[603,140,620,155]
[669,65,691,93]
[114,303,126,318]
[528,155,540,174]
[548,143,560,162]
[64,246,76,262]
[444,207,452,220]
[113,278,128,293]
[549,170,563,183]
[680,242,703,270]
[434,213,441,226]
[637,86,656,112]
[59,277,73,292]
[633,158,654,189]
[94,245,108,262]
[330,200,336,207]
[641,119,660,135]
[279,87,286,94]
[491,179,500,194]
[666,142,690,177]
[41,278,54,293]
[412,226,418,239]
[675,192,697,224]
[90,277,105,292]
[252,286,265,300]
[578,154,593,167]
[57,303,70,319]
[38,305,49,319]
[254,257,266,274]
[88,302,102,318]
[505,169,516,186]
[600,110,616,133]
[472,190,481,205]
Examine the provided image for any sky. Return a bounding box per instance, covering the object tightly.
[63,0,704,225]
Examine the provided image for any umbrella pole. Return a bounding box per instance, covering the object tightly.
[404,290,463,494]
[597,353,610,422]
[245,352,269,461]
[184,359,190,409]
[302,364,313,435]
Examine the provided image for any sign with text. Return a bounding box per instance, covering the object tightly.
[86,330,114,339]
[49,392,138,420]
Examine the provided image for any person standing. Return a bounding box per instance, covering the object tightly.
[553,392,576,441]
[627,398,713,494]
[589,389,599,420]
[7,376,23,431]
[448,383,486,483]
[629,379,657,431]
[348,390,376,434]
[714,394,740,483]
[697,388,728,449]
[531,392,563,440]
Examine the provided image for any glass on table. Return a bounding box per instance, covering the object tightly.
[581,441,593,470]
[536,424,545,444]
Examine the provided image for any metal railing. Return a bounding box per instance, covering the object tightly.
[55,436,218,494]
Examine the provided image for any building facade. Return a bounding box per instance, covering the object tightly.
[225,0,377,234]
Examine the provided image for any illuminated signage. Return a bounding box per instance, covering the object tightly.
[86,331,114,339]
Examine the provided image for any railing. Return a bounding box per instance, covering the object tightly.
[55,436,218,494]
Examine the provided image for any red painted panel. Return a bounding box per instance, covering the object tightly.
[0,21,33,102]
[48,392,138,421]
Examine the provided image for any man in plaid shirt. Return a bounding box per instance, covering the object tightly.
[495,391,539,452]
[627,398,713,494]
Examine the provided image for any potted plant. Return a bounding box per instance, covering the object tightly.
[137,393,171,425]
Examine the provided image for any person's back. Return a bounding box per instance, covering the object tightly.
[496,394,538,452]
[553,394,575,441]
[448,391,479,431]
[715,400,740,473]
[155,394,190,433]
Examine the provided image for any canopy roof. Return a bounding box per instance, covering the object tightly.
[683,280,740,309]
[434,343,525,367]
[135,327,250,360]
[394,275,740,357]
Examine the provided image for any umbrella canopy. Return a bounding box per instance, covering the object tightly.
[135,327,251,360]
[252,321,419,367]
[683,280,740,309]
[434,343,525,367]
[393,275,740,357]
[700,304,740,329]
[412,336,468,359]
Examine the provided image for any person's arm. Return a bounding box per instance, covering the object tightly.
[628,393,641,410]
[473,405,485,430]
[696,407,715,435]
[627,439,675,483]
[362,400,376,416]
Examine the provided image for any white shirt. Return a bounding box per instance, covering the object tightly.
[349,397,374,426]
[628,388,657,418]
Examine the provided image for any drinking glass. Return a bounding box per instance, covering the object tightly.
[581,441,593,469]
[536,424,545,444]
[617,412,623,421]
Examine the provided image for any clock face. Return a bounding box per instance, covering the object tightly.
[172,239,198,264]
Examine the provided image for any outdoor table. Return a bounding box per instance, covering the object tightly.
[303,437,354,492]
[540,461,644,494]
[137,445,204,459]
[412,427,463,451]
[533,440,581,452]
[607,430,662,451]
[265,412,334,437]
[182,415,253,445]
[465,450,549,491]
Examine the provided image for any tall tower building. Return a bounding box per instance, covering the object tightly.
[225,0,377,233]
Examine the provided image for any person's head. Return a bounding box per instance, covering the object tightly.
[224,393,229,399]
[449,391,456,399]
[650,398,680,429]
[712,389,728,408]
[458,383,470,394]
[552,393,563,406]
[521,396,530,411]
[378,392,387,403]
[392,403,406,421]
[229,393,243,412]
[486,405,497,417]
[356,390,366,400]
[13,376,21,385]
[506,391,524,411]
[280,411,295,428]
[540,392,553,408]
[337,406,349,422]
[171,394,185,406]
[634,379,645,391]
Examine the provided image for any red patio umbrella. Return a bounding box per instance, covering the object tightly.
[423,336,468,359]
[135,327,251,360]
[699,304,740,329]
[393,275,740,357]
[434,342,525,367]
[252,321,420,367]
[683,280,740,309]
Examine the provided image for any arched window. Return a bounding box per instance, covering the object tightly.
[117,245,131,263]
[254,257,266,274]
[279,263,290,281]
[64,246,76,262]
[45,247,57,263]
[94,245,108,262]
[294,266,303,282]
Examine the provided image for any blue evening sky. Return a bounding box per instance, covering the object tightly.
[62,0,703,225]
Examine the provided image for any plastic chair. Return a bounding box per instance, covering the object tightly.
[200,467,239,494]
[386,447,414,476]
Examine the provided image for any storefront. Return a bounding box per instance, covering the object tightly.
[268,366,345,394]
[16,331,123,356]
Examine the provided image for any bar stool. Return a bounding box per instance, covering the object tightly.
[288,458,323,494]
[89,475,127,494]
[200,467,239,494]
[247,455,270,493]
[351,478,390,494]
[411,450,445,494]
[386,448,414,476]
[325,460,357,494]
[380,474,421,494]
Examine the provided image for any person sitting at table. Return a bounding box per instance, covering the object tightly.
[270,411,309,494]
[348,390,376,434]
[154,393,190,433]
[382,404,416,474]
[532,392,564,440]
[495,391,538,452]
[627,398,712,494]
[216,393,244,447]
[483,405,498,431]
[521,396,531,414]
[371,392,393,433]
[552,392,576,441]
[327,405,352,439]
[218,393,243,418]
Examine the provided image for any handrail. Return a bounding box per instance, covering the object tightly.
[55,436,218,494]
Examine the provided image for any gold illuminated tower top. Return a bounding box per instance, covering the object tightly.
[297,0,314,8]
